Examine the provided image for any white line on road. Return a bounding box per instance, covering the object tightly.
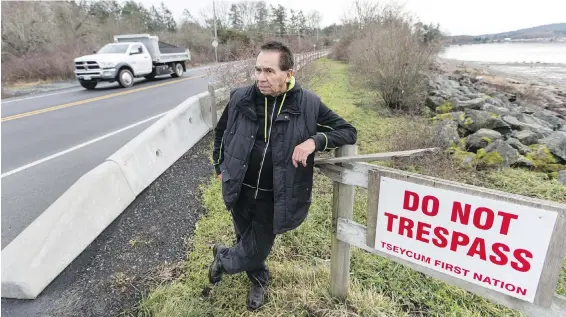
[1,111,168,178]
[1,88,85,104]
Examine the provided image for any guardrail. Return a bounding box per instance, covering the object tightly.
[1,49,329,299]
[317,145,566,317]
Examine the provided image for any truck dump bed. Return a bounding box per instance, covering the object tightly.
[113,34,190,63]
[158,41,187,54]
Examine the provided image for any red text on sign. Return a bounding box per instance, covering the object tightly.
[473,272,528,296]
[380,241,431,264]
[383,212,533,272]
[451,201,519,235]
[434,259,470,277]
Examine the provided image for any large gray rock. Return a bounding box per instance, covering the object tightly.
[458,86,472,95]
[533,110,565,130]
[514,156,534,168]
[452,98,486,111]
[485,97,505,107]
[462,110,512,135]
[558,170,566,185]
[435,120,460,148]
[540,131,566,162]
[502,116,553,137]
[426,96,446,109]
[516,113,555,130]
[468,93,487,99]
[481,103,513,117]
[512,130,540,146]
[434,111,465,122]
[466,129,503,152]
[506,138,532,155]
[518,106,535,115]
[484,139,521,166]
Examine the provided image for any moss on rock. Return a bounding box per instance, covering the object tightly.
[481,136,492,145]
[431,113,454,124]
[477,148,504,166]
[436,101,453,114]
[463,116,474,127]
[523,144,566,177]
[526,144,557,165]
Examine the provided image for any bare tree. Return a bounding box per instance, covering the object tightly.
[346,1,442,113]
[306,10,322,36]
[238,1,257,30]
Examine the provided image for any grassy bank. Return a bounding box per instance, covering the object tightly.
[139,58,565,316]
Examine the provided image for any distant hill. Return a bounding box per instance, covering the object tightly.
[447,23,566,44]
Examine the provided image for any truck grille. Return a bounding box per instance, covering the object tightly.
[75,61,100,71]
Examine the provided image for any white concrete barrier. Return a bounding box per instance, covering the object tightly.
[1,161,136,299]
[0,50,328,300]
[107,94,211,195]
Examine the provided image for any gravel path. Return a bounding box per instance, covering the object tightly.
[1,133,215,317]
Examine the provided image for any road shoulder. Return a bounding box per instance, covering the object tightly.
[1,133,214,317]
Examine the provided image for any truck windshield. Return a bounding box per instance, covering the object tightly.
[97,44,129,54]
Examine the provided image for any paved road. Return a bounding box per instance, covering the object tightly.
[1,66,214,248]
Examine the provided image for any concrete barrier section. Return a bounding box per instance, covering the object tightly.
[107,95,210,195]
[1,161,136,299]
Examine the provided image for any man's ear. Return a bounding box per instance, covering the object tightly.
[286,70,295,82]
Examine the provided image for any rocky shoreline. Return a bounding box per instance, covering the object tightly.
[427,61,566,184]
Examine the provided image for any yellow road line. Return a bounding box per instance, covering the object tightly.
[1,75,207,122]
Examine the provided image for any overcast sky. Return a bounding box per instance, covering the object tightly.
[137,0,566,36]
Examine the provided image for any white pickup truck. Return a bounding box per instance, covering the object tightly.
[73,34,191,90]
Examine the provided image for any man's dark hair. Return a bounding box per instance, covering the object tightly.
[260,41,294,71]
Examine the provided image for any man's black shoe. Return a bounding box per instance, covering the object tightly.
[247,284,267,311]
[208,244,226,284]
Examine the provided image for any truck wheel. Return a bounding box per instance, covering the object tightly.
[80,82,97,90]
[117,69,134,88]
[171,63,184,78]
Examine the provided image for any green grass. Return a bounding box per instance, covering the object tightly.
[139,58,566,316]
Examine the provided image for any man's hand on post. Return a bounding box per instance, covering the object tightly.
[292,138,316,168]
[218,174,223,181]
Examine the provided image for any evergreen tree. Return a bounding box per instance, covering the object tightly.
[297,10,307,37]
[229,4,243,30]
[288,9,298,35]
[254,1,269,33]
[270,4,286,36]
[160,2,176,32]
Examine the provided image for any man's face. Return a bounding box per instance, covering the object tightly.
[255,50,292,96]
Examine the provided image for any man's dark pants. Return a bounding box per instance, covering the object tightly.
[218,186,276,286]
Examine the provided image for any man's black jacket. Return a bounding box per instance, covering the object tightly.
[212,78,357,234]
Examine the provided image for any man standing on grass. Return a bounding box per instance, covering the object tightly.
[210,41,357,310]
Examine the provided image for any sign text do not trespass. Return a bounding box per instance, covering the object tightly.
[374,177,558,303]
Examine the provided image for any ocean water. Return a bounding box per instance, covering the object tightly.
[440,42,566,86]
[440,42,566,64]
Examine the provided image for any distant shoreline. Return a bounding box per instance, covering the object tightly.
[437,56,566,87]
[445,40,566,46]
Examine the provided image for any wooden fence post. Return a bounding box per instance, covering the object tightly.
[208,82,218,129]
[366,169,381,249]
[330,144,357,299]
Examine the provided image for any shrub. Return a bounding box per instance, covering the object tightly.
[344,2,443,114]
